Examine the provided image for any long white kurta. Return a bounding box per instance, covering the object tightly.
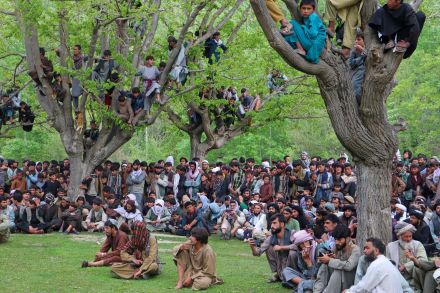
[346,255,404,293]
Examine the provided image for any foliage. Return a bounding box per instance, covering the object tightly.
[0,0,439,163]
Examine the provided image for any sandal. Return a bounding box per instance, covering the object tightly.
[394,46,407,53]
[384,40,395,51]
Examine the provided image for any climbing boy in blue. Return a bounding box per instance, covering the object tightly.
[282,0,327,64]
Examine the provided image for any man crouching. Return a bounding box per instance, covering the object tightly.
[173,227,223,290]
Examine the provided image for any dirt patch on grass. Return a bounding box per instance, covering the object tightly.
[70,234,104,243]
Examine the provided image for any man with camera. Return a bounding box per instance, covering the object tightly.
[220,200,245,240]
[249,213,294,283]
[313,224,361,292]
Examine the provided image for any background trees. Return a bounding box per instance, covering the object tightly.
[0,0,438,215]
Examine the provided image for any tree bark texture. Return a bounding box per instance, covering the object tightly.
[250,0,424,245]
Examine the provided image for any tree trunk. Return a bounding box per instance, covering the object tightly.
[355,161,393,245]
[67,154,95,201]
[189,132,208,159]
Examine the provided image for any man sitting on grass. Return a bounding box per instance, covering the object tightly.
[82,219,129,268]
[173,227,223,290]
[111,221,162,279]
[0,209,10,243]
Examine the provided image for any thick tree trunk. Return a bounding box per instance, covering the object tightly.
[355,161,393,245]
[67,154,94,201]
[190,132,208,159]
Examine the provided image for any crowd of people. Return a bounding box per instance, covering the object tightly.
[1,148,440,291]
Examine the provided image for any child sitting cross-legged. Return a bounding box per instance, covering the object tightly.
[282,0,327,64]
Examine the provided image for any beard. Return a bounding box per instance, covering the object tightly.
[336,241,346,251]
[271,227,282,235]
[398,240,412,250]
[364,251,376,263]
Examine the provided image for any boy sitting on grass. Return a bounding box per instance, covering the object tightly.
[282,0,327,64]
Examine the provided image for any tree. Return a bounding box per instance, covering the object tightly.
[4,0,244,199]
[166,76,317,159]
[250,0,425,245]
[163,13,321,159]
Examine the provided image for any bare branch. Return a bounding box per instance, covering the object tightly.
[0,53,26,60]
[131,0,162,75]
[0,9,15,16]
[281,0,301,21]
[158,2,207,87]
[227,5,251,45]
[166,106,190,132]
[192,0,245,47]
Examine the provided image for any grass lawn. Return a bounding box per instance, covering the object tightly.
[0,233,288,293]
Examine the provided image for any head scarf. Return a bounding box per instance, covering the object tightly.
[292,230,314,245]
[395,221,416,236]
[151,199,165,220]
[166,156,174,166]
[291,230,317,263]
[395,203,407,212]
[123,221,150,254]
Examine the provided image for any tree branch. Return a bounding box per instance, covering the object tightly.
[250,0,334,82]
[226,4,251,45]
[0,9,15,16]
[192,0,245,47]
[131,0,161,75]
[166,106,191,133]
[158,2,207,88]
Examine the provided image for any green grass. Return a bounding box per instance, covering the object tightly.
[0,233,287,293]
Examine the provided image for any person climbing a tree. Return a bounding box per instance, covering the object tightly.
[368,0,426,58]
[325,0,363,59]
[348,31,366,105]
[18,101,35,132]
[135,55,161,104]
[283,0,327,64]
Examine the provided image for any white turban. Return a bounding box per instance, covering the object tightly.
[395,204,407,212]
[395,222,416,236]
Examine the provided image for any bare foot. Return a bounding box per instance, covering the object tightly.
[295,48,306,56]
[175,281,183,289]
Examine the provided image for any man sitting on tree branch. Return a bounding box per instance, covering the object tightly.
[368,0,425,58]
